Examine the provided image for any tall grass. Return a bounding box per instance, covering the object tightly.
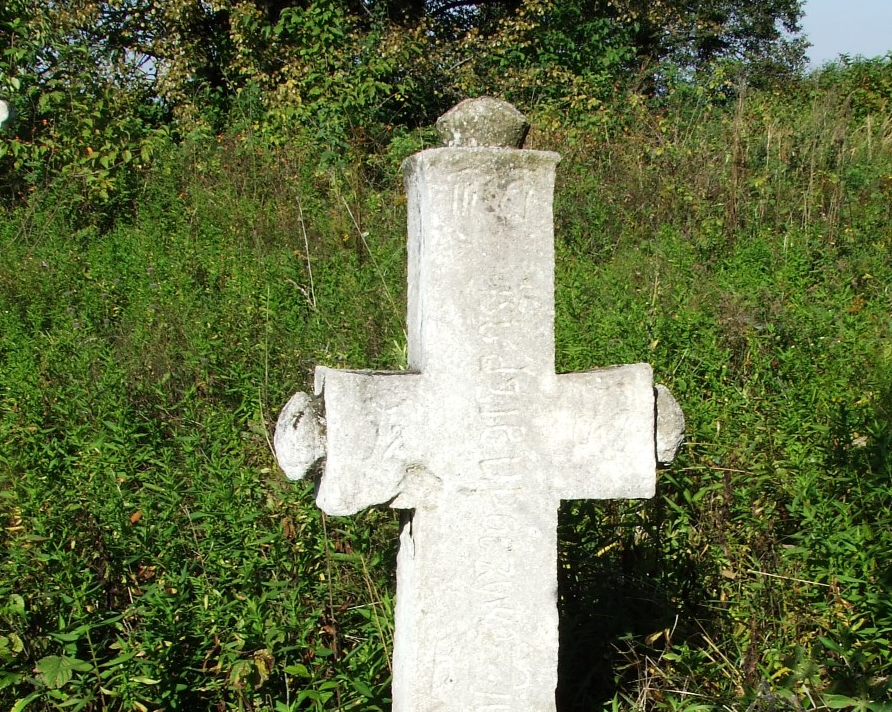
[548,62,892,710]
[0,132,407,711]
[2,60,891,710]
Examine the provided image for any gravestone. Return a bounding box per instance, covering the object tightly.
[275,97,685,712]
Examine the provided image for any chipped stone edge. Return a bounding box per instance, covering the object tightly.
[655,384,685,465]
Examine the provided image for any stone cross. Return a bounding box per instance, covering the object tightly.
[275,97,684,712]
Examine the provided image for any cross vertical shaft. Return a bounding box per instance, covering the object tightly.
[274,97,685,712]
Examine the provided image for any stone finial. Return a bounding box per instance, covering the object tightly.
[436,97,530,148]
[274,391,326,480]
[0,99,15,130]
[655,384,686,465]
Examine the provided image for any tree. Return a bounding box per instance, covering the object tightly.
[0,1,165,210]
[416,0,807,84]
[608,0,807,84]
[0,0,809,211]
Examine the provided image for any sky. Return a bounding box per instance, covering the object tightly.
[800,0,892,67]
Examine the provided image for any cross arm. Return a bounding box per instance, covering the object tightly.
[275,366,685,511]
[545,365,685,500]
[274,368,428,516]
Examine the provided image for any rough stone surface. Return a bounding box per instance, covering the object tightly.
[276,100,684,712]
[274,391,326,480]
[655,384,686,465]
[436,96,530,148]
[0,98,15,130]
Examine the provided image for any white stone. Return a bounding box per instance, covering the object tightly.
[273,391,326,480]
[656,383,686,464]
[0,99,12,129]
[436,96,530,148]
[275,100,684,712]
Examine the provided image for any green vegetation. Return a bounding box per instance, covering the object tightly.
[1,0,891,707]
[550,61,892,710]
[1,0,806,215]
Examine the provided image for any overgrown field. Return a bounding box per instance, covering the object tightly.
[2,65,892,711]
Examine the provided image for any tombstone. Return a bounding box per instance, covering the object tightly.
[275,97,685,712]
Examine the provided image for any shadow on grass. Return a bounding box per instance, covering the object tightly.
[555,500,709,711]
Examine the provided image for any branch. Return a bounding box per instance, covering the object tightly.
[429,0,512,18]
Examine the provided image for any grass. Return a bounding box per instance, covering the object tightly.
[2,62,892,710]
[548,67,892,709]
[0,147,406,711]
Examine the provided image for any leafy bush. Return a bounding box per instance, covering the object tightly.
[0,137,406,710]
[0,2,167,220]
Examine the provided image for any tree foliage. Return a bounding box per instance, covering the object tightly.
[0,0,807,212]
[0,1,165,212]
[3,0,808,125]
[604,0,807,81]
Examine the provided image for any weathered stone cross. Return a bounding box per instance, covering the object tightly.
[275,97,684,712]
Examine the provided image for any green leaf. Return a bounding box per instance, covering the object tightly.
[50,631,85,643]
[99,651,137,668]
[0,632,25,654]
[35,655,92,689]
[131,676,160,685]
[11,692,41,712]
[284,663,310,678]
[351,678,373,698]
[818,636,845,654]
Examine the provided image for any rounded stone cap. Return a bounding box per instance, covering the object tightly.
[275,391,326,480]
[0,98,15,130]
[436,97,530,148]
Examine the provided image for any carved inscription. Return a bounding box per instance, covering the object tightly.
[363,394,413,465]
[451,170,534,231]
[470,511,529,708]
[475,282,531,492]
